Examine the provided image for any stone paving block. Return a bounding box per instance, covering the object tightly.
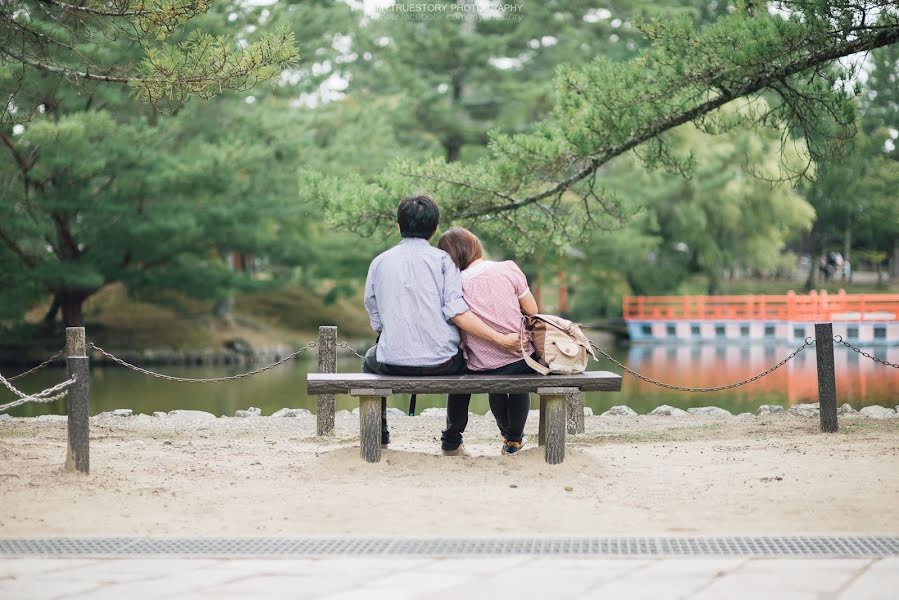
[0,577,101,600]
[692,558,871,599]
[413,556,527,575]
[199,574,356,599]
[0,558,99,579]
[840,558,899,600]
[584,558,742,599]
[336,571,474,600]
[427,557,648,600]
[61,562,258,600]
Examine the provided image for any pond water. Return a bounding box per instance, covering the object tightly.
[5,342,897,418]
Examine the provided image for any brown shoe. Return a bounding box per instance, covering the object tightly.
[502,440,526,455]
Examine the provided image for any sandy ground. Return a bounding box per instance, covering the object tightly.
[1,410,898,537]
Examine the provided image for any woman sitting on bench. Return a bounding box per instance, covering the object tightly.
[437,227,540,455]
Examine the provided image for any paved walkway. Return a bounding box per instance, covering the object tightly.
[2,556,896,600]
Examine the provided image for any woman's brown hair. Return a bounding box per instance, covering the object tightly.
[437,226,484,271]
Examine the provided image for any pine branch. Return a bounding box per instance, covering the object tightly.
[37,0,139,17]
[0,48,131,83]
[0,130,34,174]
[455,23,899,219]
[0,227,37,267]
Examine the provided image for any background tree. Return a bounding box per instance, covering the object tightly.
[317,1,899,241]
[0,0,297,124]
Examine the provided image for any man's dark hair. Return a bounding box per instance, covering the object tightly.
[397,194,439,239]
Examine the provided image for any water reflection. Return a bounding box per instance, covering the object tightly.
[3,343,896,418]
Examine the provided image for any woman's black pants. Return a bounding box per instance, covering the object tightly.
[447,357,538,447]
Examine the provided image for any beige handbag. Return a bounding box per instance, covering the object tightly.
[520,314,596,375]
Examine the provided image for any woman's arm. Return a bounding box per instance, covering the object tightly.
[519,291,538,316]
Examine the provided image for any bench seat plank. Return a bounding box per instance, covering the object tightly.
[307,371,622,395]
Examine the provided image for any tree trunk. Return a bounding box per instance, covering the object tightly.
[43,295,61,324]
[843,225,851,264]
[61,297,85,327]
[891,239,899,280]
[557,257,568,316]
[444,135,462,163]
[804,231,818,292]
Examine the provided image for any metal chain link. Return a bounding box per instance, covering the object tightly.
[589,338,815,392]
[88,342,317,383]
[0,371,75,413]
[0,390,69,413]
[336,341,367,362]
[832,335,899,369]
[1,370,76,399]
[7,351,62,381]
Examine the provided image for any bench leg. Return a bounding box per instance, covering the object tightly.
[567,391,585,435]
[538,396,547,446]
[358,395,382,463]
[540,393,567,465]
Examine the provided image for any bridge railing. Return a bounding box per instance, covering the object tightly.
[623,291,899,322]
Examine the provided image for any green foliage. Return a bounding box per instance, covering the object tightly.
[132,26,298,108]
[317,1,897,243]
[0,0,299,123]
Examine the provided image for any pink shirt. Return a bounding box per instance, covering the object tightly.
[460,260,535,371]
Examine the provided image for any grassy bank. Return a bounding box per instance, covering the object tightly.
[6,284,372,356]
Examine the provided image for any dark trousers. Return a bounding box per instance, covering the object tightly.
[363,346,466,446]
[451,357,538,444]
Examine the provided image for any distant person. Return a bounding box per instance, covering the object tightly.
[362,194,519,455]
[842,259,851,282]
[818,253,834,280]
[437,226,540,455]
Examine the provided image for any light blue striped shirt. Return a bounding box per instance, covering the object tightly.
[364,238,470,366]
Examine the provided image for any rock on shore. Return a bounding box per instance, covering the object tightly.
[601,405,637,417]
[420,407,447,417]
[166,410,216,422]
[859,406,897,419]
[98,409,133,418]
[756,405,784,416]
[687,406,733,418]
[789,403,819,418]
[649,405,688,417]
[235,407,262,418]
[271,408,312,418]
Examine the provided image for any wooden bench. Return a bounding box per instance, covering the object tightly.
[306,371,622,464]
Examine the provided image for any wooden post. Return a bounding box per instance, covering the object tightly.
[317,326,337,436]
[538,387,576,465]
[351,388,390,463]
[64,327,90,474]
[815,323,838,433]
[538,396,547,446]
[567,391,585,434]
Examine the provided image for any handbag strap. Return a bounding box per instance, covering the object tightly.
[520,317,550,375]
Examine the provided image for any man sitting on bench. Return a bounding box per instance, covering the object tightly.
[362,194,520,455]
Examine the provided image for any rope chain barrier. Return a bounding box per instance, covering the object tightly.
[7,351,63,381]
[589,338,816,392]
[2,334,891,408]
[88,342,318,383]
[336,341,367,362]
[0,371,76,412]
[832,335,899,369]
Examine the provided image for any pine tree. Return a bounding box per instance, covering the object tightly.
[0,0,297,124]
[316,1,899,243]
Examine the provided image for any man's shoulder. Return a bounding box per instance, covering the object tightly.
[375,241,449,263]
